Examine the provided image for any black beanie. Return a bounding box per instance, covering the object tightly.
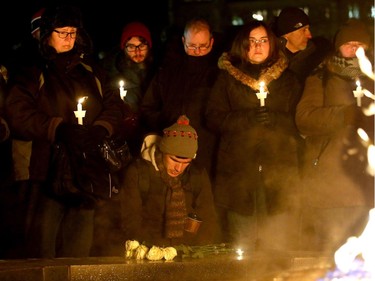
[40,5,83,40]
[275,7,310,36]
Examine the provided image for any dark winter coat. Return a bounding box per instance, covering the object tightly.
[206,52,303,216]
[102,48,156,114]
[6,50,123,182]
[101,48,157,156]
[280,36,332,84]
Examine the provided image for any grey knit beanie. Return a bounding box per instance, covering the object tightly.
[334,19,371,50]
[159,115,198,159]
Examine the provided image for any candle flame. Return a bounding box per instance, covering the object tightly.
[356,46,365,59]
[334,209,375,276]
[78,96,88,104]
[367,145,375,176]
[355,47,375,81]
[119,80,124,87]
[357,128,369,143]
[364,104,375,117]
[363,89,375,100]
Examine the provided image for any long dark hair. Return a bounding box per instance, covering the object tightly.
[229,20,279,67]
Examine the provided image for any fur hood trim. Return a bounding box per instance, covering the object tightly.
[218,52,288,92]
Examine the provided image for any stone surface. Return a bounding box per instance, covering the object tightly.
[0,251,333,281]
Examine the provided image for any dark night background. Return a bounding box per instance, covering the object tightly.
[1,0,374,62]
[0,1,170,60]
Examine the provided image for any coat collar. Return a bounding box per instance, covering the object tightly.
[217,52,288,92]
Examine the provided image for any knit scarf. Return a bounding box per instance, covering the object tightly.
[155,149,187,239]
[326,56,363,79]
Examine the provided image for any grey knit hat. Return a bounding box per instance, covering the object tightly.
[159,115,198,159]
[334,19,371,50]
[275,7,310,36]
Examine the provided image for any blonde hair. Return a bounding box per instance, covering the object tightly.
[183,18,212,38]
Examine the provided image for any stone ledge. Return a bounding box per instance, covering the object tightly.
[0,252,332,281]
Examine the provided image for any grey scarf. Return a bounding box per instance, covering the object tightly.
[327,56,362,79]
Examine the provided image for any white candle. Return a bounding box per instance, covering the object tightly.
[256,81,268,106]
[353,80,364,107]
[119,80,127,100]
[74,96,87,125]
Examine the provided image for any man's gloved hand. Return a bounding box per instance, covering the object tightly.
[254,106,274,126]
[55,123,88,150]
[85,125,108,152]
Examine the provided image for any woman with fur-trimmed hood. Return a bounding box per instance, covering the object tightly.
[206,20,303,251]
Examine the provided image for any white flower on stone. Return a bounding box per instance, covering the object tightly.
[125,240,140,259]
[146,246,165,261]
[163,247,178,261]
[135,244,149,260]
[125,240,140,250]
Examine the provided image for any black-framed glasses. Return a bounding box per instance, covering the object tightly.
[185,42,211,51]
[125,43,148,52]
[53,30,77,39]
[249,38,269,47]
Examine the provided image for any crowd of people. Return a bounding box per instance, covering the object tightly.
[0,4,373,259]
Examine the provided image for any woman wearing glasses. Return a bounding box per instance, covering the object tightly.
[206,20,303,251]
[5,5,122,258]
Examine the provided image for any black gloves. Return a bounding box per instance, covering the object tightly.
[55,123,108,152]
[55,123,88,150]
[254,106,275,127]
[86,125,108,151]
